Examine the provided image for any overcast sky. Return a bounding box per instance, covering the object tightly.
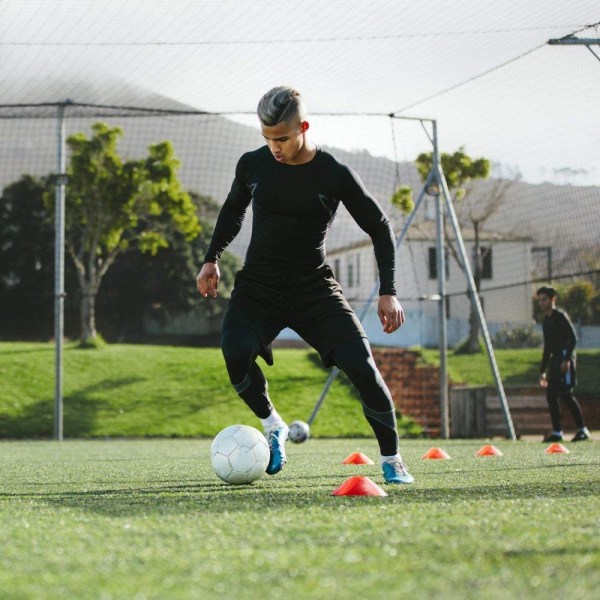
[2,0,599,185]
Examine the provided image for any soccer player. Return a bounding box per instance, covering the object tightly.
[537,286,590,442]
[196,86,414,484]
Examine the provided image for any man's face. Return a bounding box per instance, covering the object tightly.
[537,293,554,315]
[261,120,307,165]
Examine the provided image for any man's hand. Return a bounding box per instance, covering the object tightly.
[377,295,405,334]
[196,262,220,298]
[539,373,548,388]
[560,360,570,374]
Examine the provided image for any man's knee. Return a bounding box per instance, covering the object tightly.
[221,328,261,382]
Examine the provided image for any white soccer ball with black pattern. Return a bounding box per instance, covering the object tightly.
[210,424,270,484]
[288,420,310,444]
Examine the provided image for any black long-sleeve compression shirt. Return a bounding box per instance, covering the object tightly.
[540,308,577,374]
[204,146,397,296]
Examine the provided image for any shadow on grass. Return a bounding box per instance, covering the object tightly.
[2,473,598,517]
[0,376,144,438]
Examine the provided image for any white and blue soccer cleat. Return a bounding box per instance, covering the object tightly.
[382,458,415,484]
[265,424,289,475]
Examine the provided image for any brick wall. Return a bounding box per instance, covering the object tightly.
[372,348,442,437]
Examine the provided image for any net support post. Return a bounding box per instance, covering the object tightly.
[53,102,68,441]
[436,157,517,441]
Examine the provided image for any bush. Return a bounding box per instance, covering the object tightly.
[492,325,542,349]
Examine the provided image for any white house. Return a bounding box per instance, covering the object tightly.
[278,221,535,348]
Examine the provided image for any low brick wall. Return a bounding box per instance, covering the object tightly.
[372,348,442,437]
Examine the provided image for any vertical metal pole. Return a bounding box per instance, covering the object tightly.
[436,165,517,440]
[432,121,449,438]
[54,103,67,441]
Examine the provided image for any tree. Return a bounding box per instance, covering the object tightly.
[45,122,201,344]
[97,192,240,340]
[0,175,57,337]
[414,148,518,352]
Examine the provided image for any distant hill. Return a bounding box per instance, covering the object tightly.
[1,107,598,268]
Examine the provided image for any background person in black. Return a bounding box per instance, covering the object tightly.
[196,86,414,484]
[537,286,590,442]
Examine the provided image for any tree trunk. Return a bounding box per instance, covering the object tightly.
[80,283,98,341]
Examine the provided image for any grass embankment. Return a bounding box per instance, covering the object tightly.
[0,342,378,438]
[1,342,598,439]
[420,347,600,391]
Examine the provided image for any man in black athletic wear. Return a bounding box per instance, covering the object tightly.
[537,286,590,443]
[196,86,414,484]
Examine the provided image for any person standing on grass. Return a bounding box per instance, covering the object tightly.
[537,286,590,442]
[196,86,414,484]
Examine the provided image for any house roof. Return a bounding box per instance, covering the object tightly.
[328,219,533,255]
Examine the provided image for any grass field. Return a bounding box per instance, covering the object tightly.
[1,438,598,599]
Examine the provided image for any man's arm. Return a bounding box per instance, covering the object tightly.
[197,159,251,298]
[203,177,251,264]
[339,167,396,296]
[557,310,577,373]
[340,166,404,331]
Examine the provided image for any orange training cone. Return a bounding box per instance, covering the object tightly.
[545,443,570,454]
[476,445,503,457]
[342,452,375,465]
[332,476,388,497]
[422,447,451,460]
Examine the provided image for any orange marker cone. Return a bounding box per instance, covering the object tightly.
[332,476,388,496]
[342,452,375,465]
[545,443,570,454]
[476,445,503,457]
[422,447,451,460]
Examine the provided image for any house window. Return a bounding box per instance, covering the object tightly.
[471,247,493,280]
[333,259,341,281]
[428,247,449,280]
[355,254,360,287]
[347,262,354,288]
[481,247,492,279]
[532,246,552,280]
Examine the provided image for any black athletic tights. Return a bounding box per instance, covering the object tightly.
[546,385,585,432]
[221,330,399,456]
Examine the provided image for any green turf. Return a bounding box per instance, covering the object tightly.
[0,439,598,599]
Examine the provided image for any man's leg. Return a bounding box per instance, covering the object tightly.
[221,326,288,474]
[332,337,413,484]
[558,389,590,441]
[221,327,273,418]
[559,389,585,430]
[544,384,564,441]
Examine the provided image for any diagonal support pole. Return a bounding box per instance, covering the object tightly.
[434,161,517,440]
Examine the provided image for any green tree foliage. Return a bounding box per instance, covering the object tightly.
[390,185,415,214]
[533,280,600,326]
[0,175,65,337]
[556,281,600,325]
[44,123,201,344]
[98,192,240,340]
[415,147,491,194]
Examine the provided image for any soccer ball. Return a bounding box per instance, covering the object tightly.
[210,424,270,485]
[288,420,310,444]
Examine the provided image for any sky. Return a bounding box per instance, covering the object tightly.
[1,0,599,185]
